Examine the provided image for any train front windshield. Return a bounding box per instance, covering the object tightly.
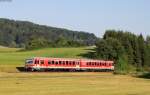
[25,59,33,64]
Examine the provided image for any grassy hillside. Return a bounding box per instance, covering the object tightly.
[0,47,91,72]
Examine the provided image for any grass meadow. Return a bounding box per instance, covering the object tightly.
[0,47,90,72]
[0,47,150,95]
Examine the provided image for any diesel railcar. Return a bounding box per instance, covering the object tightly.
[25,57,114,71]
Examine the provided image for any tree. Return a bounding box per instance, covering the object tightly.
[95,37,126,61]
[55,36,68,47]
[132,36,142,69]
[145,36,150,68]
[138,34,146,67]
[25,37,48,50]
[95,39,113,60]
[115,55,128,74]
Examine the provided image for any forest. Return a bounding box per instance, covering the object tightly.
[94,30,150,73]
[0,18,97,49]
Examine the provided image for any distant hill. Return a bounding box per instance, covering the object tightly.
[0,18,97,48]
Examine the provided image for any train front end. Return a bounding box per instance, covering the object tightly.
[25,58,35,71]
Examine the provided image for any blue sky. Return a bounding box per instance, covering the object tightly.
[0,0,150,37]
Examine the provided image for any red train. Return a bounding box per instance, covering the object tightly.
[25,57,114,71]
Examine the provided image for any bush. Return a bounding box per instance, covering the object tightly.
[114,56,128,74]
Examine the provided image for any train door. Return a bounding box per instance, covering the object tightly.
[40,60,45,67]
[75,61,80,69]
[34,59,39,66]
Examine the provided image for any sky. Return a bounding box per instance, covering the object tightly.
[0,0,150,37]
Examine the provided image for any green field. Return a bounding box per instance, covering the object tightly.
[0,47,150,95]
[0,47,91,72]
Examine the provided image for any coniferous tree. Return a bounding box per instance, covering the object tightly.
[131,35,142,69]
[145,36,150,68]
[138,34,146,67]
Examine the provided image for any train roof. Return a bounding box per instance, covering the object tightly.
[30,57,114,63]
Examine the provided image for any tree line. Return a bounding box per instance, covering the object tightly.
[0,18,97,49]
[94,30,150,73]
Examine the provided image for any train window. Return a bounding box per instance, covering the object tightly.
[89,62,91,66]
[92,62,94,66]
[40,60,44,64]
[76,62,79,65]
[52,61,54,65]
[100,63,102,66]
[34,60,36,64]
[63,61,65,65]
[77,62,80,65]
[103,63,104,66]
[97,62,99,66]
[48,61,51,64]
[73,61,75,65]
[109,63,112,66]
[66,61,68,65]
[89,62,91,65]
[99,62,101,66]
[86,62,88,65]
[56,61,58,65]
[103,63,105,66]
[35,60,39,64]
[69,61,72,65]
[89,62,92,66]
[95,62,97,66]
[59,61,62,65]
